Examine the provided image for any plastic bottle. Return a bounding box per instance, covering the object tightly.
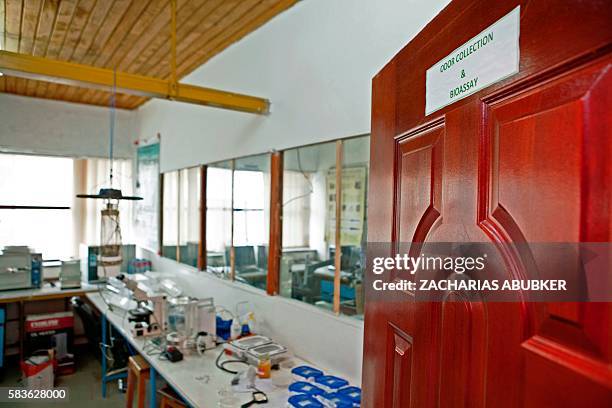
[230,318,242,340]
[257,353,271,379]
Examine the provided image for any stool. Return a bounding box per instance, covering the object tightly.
[126,355,150,408]
[158,386,187,408]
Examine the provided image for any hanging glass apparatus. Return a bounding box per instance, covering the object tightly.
[76,70,142,276]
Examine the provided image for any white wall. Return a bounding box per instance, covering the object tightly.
[137,0,450,172]
[0,93,136,158]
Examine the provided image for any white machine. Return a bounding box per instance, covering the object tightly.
[225,335,288,365]
[126,278,168,337]
[60,260,81,289]
[167,295,216,352]
[0,247,33,291]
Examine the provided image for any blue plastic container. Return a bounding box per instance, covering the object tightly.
[337,386,361,406]
[291,365,324,382]
[317,393,354,408]
[288,381,325,397]
[288,394,324,408]
[216,316,232,340]
[314,375,349,393]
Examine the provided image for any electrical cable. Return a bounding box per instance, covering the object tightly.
[215,349,248,374]
[109,68,116,187]
[283,147,314,207]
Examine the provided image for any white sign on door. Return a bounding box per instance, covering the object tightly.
[425,6,520,115]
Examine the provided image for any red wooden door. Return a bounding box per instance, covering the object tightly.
[363,1,611,407]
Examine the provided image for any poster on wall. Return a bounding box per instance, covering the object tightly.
[326,167,367,247]
[134,141,160,252]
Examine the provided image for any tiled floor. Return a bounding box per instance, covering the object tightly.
[0,346,125,407]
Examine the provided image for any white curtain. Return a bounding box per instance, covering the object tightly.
[206,167,232,253]
[282,170,312,248]
[179,168,201,245]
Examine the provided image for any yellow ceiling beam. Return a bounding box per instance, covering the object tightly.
[0,50,269,114]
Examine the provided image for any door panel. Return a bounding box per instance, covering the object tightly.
[396,122,444,245]
[386,324,413,408]
[364,0,611,407]
[482,58,612,405]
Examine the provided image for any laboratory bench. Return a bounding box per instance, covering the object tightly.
[0,282,98,304]
[0,283,99,359]
[86,291,300,408]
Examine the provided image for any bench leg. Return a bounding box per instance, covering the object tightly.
[149,367,157,408]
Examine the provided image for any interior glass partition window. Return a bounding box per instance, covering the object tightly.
[178,167,201,267]
[232,154,271,290]
[162,171,179,260]
[338,135,369,318]
[280,142,337,308]
[206,160,233,277]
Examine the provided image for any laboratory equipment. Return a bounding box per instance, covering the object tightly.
[167,296,216,351]
[230,318,241,340]
[31,253,42,288]
[75,67,142,278]
[60,259,81,289]
[256,353,271,378]
[167,296,196,336]
[128,293,167,337]
[225,335,288,366]
[231,335,272,351]
[0,247,32,290]
[196,297,216,336]
[80,244,136,283]
[161,346,183,362]
[245,343,287,365]
[126,279,168,337]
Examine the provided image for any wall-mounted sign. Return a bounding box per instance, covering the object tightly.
[425,6,520,115]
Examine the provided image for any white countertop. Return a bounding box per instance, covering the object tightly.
[0,282,99,303]
[87,292,296,408]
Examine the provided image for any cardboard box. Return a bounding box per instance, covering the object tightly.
[25,312,75,375]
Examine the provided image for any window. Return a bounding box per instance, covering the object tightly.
[0,154,74,259]
[162,171,179,260]
[166,136,369,317]
[338,135,369,318]
[232,154,270,290]
[0,154,134,261]
[206,161,233,275]
[278,136,369,318]
[179,167,201,267]
[280,141,337,306]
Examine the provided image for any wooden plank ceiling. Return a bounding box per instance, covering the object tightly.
[0,0,296,109]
